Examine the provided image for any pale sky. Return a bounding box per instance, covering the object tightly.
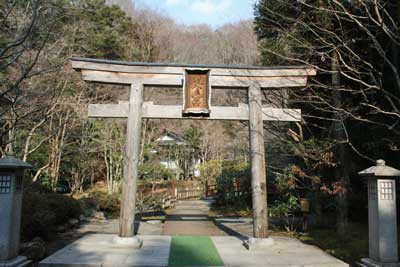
[135,0,258,27]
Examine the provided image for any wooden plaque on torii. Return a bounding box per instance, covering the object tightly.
[183,69,210,116]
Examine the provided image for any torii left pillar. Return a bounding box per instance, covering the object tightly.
[114,83,143,248]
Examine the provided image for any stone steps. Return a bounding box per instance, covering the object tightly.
[169,199,215,216]
[177,200,215,209]
[174,205,210,210]
[170,200,215,216]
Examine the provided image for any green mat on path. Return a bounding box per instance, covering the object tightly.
[168,236,224,266]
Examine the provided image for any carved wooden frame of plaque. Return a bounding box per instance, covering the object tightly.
[183,69,210,116]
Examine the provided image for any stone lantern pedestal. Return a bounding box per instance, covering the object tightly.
[0,154,32,267]
[358,159,400,267]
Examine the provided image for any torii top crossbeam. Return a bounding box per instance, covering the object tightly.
[71,57,315,88]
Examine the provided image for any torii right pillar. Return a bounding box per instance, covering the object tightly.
[244,84,274,249]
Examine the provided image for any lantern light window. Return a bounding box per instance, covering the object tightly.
[0,175,11,194]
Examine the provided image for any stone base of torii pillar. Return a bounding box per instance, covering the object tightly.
[243,237,274,250]
[359,258,400,267]
[112,236,143,249]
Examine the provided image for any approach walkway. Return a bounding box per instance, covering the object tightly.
[162,199,228,236]
[39,234,349,267]
[39,199,349,267]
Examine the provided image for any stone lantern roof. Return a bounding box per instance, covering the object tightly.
[0,154,32,170]
[358,159,400,177]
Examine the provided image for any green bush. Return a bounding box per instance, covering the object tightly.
[269,196,300,232]
[137,194,165,212]
[269,196,300,218]
[216,160,250,193]
[21,183,82,241]
[139,162,174,180]
[214,160,251,206]
[199,159,223,185]
[87,187,121,218]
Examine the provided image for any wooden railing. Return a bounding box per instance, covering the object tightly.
[176,187,201,200]
[159,186,202,209]
[161,195,177,209]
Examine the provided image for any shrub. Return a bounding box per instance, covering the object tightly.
[269,196,300,218]
[139,162,174,180]
[137,194,164,212]
[216,160,250,193]
[214,160,251,206]
[87,186,121,218]
[199,159,223,185]
[21,182,82,241]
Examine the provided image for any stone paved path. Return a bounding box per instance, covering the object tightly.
[76,218,163,235]
[39,234,349,267]
[40,200,350,267]
[46,218,163,258]
[162,199,228,236]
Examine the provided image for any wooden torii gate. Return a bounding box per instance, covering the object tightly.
[71,57,316,246]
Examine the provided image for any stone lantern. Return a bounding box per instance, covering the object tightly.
[358,159,400,267]
[0,154,32,267]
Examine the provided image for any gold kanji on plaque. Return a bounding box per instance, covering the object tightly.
[183,69,210,116]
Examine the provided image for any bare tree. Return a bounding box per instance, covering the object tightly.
[254,0,400,234]
[0,0,64,155]
[98,121,124,194]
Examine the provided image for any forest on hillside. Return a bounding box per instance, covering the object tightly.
[1,0,400,263]
[0,0,258,190]
[0,0,260,242]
